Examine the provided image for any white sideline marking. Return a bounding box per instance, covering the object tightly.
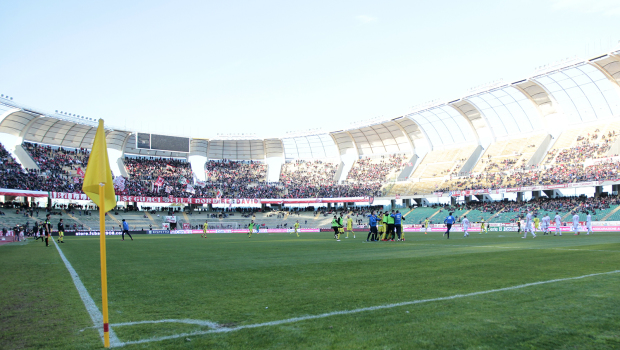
[113,269,620,347]
[52,240,122,347]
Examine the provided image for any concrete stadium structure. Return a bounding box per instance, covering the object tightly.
[2,48,620,204]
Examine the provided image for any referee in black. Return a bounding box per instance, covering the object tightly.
[43,213,52,247]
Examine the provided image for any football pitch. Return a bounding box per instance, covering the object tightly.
[2,231,620,349]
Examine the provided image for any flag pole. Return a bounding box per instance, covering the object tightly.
[99,183,110,348]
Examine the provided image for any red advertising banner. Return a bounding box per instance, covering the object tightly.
[48,192,372,205]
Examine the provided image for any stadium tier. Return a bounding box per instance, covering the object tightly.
[2,49,620,214]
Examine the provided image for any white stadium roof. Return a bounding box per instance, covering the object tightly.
[1,50,620,160]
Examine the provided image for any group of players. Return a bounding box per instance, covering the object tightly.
[15,213,66,246]
[201,209,595,241]
[439,210,595,239]
[363,210,406,242]
[517,211,594,238]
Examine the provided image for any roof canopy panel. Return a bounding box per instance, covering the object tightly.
[533,63,620,123]
[282,134,337,159]
[514,80,553,107]
[0,110,38,137]
[206,139,265,160]
[264,138,284,158]
[466,86,541,137]
[406,105,475,147]
[189,139,208,157]
[345,122,412,156]
[393,116,425,142]
[591,54,620,86]
[331,131,356,156]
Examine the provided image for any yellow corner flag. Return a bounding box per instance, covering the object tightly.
[82,119,116,212]
[82,119,116,348]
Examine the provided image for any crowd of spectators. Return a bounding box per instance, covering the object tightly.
[280,160,336,186]
[23,142,90,176]
[439,160,620,193]
[206,159,266,183]
[279,159,384,198]
[0,143,85,192]
[347,154,407,182]
[546,130,618,164]
[5,127,620,200]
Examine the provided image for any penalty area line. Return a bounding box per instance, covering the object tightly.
[52,240,122,347]
[114,269,620,347]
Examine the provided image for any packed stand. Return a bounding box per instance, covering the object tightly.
[205,159,266,183]
[279,159,382,198]
[347,154,407,183]
[546,130,618,164]
[439,160,620,193]
[1,142,85,192]
[23,142,90,176]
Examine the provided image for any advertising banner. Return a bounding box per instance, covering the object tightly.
[75,231,123,236]
[47,192,372,205]
[148,230,170,234]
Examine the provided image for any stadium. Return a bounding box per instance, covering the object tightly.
[2,3,620,349]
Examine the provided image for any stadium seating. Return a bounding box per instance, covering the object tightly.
[411,146,477,179]
[472,134,546,173]
[543,122,620,164]
[347,154,408,183]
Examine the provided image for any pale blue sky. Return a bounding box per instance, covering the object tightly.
[1,0,619,139]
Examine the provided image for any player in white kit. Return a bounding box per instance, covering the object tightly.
[522,211,536,238]
[554,212,562,236]
[542,214,550,235]
[462,216,470,237]
[585,212,593,235]
[572,213,580,235]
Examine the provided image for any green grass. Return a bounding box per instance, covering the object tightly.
[2,231,620,349]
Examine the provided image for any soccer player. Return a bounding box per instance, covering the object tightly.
[338,213,345,239]
[43,214,52,247]
[57,219,65,243]
[121,219,133,241]
[542,214,550,235]
[33,222,39,241]
[202,220,208,238]
[444,212,455,239]
[391,210,405,241]
[380,212,388,240]
[522,211,536,239]
[585,212,593,235]
[377,212,385,240]
[554,212,562,236]
[572,213,580,235]
[248,220,255,238]
[366,211,378,242]
[517,218,521,234]
[424,217,429,234]
[533,215,540,234]
[462,215,470,237]
[331,215,340,241]
[345,215,353,238]
[294,220,300,237]
[387,211,395,241]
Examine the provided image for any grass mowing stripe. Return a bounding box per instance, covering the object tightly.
[52,239,122,347]
[114,269,620,347]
